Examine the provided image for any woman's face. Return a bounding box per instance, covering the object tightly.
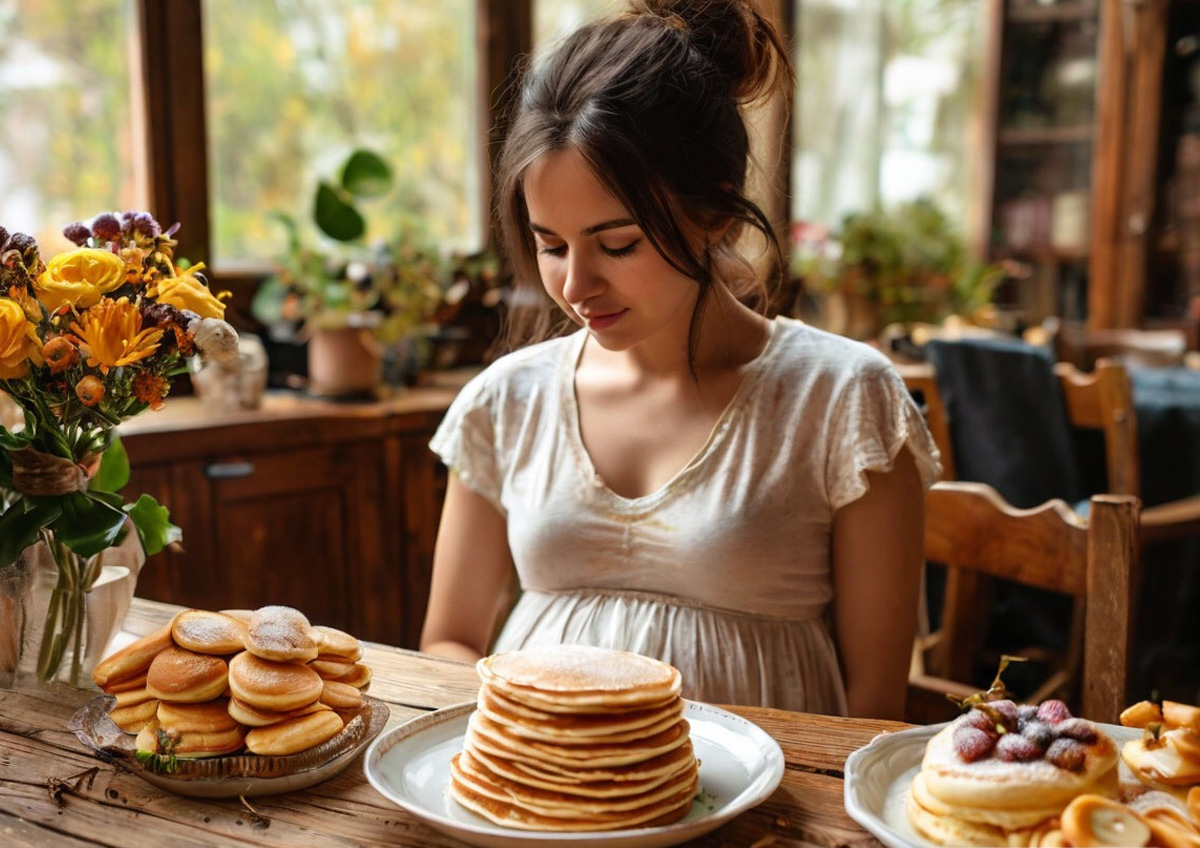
[523,148,699,353]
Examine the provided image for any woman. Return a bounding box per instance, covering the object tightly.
[420,0,940,719]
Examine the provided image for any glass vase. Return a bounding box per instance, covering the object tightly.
[0,529,140,690]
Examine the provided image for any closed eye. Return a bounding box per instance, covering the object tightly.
[602,239,640,258]
[537,243,567,257]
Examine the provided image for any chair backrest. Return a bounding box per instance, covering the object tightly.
[1054,359,1140,498]
[909,481,1139,725]
[897,357,1140,499]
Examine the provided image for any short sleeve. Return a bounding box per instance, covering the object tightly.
[429,371,506,515]
[825,360,943,512]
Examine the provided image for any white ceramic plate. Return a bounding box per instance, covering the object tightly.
[363,699,784,848]
[843,721,1141,848]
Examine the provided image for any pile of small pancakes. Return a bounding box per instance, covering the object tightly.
[449,644,700,831]
[92,605,370,758]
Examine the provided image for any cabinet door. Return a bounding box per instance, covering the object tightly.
[134,441,388,639]
[984,0,1102,324]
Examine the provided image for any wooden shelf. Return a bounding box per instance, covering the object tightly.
[998,124,1094,145]
[1006,1,1098,25]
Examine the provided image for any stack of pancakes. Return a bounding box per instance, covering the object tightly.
[905,701,1119,847]
[92,605,370,758]
[1121,700,1200,801]
[450,644,699,831]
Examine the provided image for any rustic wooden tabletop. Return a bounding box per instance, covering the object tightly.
[0,599,905,848]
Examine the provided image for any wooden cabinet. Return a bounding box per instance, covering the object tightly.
[982,0,1200,331]
[120,383,461,647]
[979,0,1102,325]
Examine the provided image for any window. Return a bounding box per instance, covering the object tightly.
[202,0,481,270]
[0,0,143,254]
[792,0,987,231]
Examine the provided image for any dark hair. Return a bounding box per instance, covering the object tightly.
[494,0,793,360]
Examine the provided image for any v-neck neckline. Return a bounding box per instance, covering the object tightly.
[558,318,781,509]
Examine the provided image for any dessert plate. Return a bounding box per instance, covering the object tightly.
[364,699,784,848]
[69,693,389,798]
[843,721,1141,848]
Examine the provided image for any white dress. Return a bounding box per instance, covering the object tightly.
[430,316,941,713]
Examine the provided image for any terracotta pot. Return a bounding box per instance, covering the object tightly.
[307,325,383,398]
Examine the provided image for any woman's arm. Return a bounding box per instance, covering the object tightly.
[831,446,925,720]
[419,473,517,663]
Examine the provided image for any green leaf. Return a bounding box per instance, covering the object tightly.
[250,275,294,326]
[314,181,365,242]
[125,494,181,557]
[0,498,62,568]
[50,492,128,558]
[340,149,393,199]
[90,435,130,494]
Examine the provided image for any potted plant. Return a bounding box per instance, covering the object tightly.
[792,198,1006,341]
[251,149,445,397]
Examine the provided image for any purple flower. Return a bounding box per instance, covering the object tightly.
[62,222,92,246]
[92,213,122,242]
[131,212,161,238]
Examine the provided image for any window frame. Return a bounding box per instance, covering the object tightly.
[135,0,791,318]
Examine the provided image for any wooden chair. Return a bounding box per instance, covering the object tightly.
[906,482,1139,726]
[897,358,1200,545]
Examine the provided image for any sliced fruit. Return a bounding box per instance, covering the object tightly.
[1165,702,1200,733]
[1121,700,1165,729]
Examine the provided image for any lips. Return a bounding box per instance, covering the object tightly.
[582,309,627,330]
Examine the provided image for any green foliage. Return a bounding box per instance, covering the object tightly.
[252,147,445,346]
[798,197,1006,329]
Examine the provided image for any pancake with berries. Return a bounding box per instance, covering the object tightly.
[905,699,1119,847]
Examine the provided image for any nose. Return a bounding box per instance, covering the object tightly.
[561,249,604,307]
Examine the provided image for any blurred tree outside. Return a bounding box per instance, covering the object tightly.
[0,0,140,255]
[203,0,481,269]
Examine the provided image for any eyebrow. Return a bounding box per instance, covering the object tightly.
[529,217,637,237]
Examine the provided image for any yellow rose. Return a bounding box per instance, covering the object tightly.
[154,268,227,319]
[35,248,126,312]
[0,297,43,379]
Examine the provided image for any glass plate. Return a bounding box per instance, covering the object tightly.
[69,693,389,798]
[843,721,1142,848]
[363,699,784,848]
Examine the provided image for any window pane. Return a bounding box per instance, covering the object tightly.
[202,0,480,268]
[0,0,142,254]
[792,0,986,229]
[534,0,622,47]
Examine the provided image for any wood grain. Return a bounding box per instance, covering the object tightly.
[0,599,901,847]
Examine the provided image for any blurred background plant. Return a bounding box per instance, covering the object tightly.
[250,148,446,349]
[792,197,1006,339]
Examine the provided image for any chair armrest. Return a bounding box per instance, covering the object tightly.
[1140,493,1200,545]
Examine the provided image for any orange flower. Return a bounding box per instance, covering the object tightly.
[132,371,168,411]
[75,375,105,406]
[41,336,79,374]
[0,297,42,379]
[69,297,163,374]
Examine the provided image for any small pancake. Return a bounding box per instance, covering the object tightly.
[309,659,357,679]
[244,709,344,756]
[312,625,362,662]
[244,605,318,663]
[332,663,372,690]
[157,698,240,735]
[228,650,324,712]
[110,698,160,733]
[227,697,328,728]
[171,609,248,655]
[92,625,174,690]
[145,647,230,704]
[319,679,363,711]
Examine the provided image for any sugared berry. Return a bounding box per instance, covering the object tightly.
[953,725,997,762]
[1056,718,1099,744]
[1020,720,1054,750]
[997,732,1042,761]
[1046,738,1086,771]
[962,709,998,733]
[988,699,1019,728]
[1017,704,1038,724]
[1036,699,1072,725]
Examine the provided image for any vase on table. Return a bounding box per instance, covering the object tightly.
[307,316,384,398]
[0,527,142,690]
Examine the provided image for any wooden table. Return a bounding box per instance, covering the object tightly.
[0,599,907,848]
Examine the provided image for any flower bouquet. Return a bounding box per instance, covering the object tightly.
[0,211,237,686]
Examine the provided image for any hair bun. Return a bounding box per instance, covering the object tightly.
[634,0,790,104]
